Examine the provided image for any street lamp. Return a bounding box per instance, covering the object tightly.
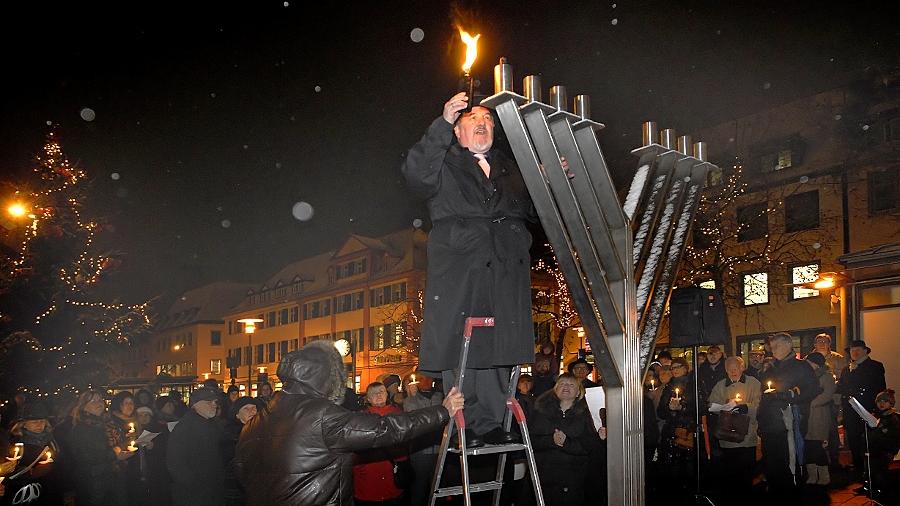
[237,318,263,392]
[7,202,28,218]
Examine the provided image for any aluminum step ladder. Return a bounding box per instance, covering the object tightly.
[428,316,545,506]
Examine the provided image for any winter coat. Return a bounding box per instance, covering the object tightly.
[69,413,121,505]
[708,374,761,448]
[166,409,226,506]
[352,404,406,502]
[0,428,61,506]
[234,341,450,505]
[402,116,537,372]
[869,408,900,462]
[697,360,727,410]
[805,366,837,441]
[838,356,886,411]
[403,389,444,455]
[528,393,600,506]
[757,355,820,435]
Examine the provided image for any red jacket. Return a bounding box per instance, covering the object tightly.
[353,404,406,501]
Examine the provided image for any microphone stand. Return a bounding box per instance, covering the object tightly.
[862,422,884,505]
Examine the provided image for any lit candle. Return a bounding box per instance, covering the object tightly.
[767,381,772,390]
[39,450,53,464]
[128,422,135,433]
[127,440,138,452]
[7,443,23,461]
[650,379,656,390]
[674,387,681,400]
[735,393,742,403]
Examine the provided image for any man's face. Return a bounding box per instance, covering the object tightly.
[849,346,868,362]
[658,368,673,384]
[771,339,793,360]
[120,397,135,417]
[814,337,830,354]
[367,386,388,407]
[535,360,550,375]
[671,362,687,378]
[725,361,742,381]
[454,106,494,154]
[193,400,218,419]
[707,347,723,365]
[748,352,764,368]
[572,364,590,380]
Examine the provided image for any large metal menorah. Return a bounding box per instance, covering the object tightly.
[481,58,716,505]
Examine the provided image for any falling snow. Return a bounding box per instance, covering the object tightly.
[412,218,423,228]
[80,108,96,122]
[410,28,425,43]
[292,201,314,221]
[314,85,322,93]
[110,172,120,180]
[221,219,231,228]
[611,18,618,26]
[623,164,650,220]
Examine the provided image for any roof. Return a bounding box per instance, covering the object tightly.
[839,241,900,268]
[155,281,256,330]
[228,228,426,313]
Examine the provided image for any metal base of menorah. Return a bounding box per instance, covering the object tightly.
[481,59,718,506]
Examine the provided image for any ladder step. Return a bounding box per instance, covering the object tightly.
[448,442,528,455]
[434,480,504,497]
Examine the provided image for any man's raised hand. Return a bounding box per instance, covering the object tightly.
[442,387,465,417]
[443,92,469,124]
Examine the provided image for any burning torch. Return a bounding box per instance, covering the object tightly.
[458,27,480,112]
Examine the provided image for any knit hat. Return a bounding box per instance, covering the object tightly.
[229,397,260,420]
[21,401,50,421]
[135,406,153,417]
[189,387,219,407]
[382,374,401,390]
[805,352,827,367]
[875,389,895,407]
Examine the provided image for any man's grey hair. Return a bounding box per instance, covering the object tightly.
[770,332,794,347]
[724,356,744,369]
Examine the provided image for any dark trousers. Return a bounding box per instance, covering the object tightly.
[761,431,797,503]
[720,446,756,502]
[443,367,511,435]
[409,452,437,506]
[844,412,866,470]
[804,439,828,466]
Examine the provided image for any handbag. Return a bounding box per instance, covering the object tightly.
[714,411,751,443]
[391,458,413,489]
[673,426,695,450]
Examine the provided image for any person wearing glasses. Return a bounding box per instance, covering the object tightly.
[656,357,696,499]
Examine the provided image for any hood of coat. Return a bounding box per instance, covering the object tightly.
[277,341,346,405]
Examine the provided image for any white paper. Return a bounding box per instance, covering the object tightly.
[584,386,606,431]
[135,430,159,446]
[848,397,878,428]
[167,421,179,432]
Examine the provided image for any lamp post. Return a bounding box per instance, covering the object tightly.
[237,318,263,393]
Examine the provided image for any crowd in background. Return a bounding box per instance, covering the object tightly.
[0,331,897,505]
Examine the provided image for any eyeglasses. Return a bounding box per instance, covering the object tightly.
[672,364,686,369]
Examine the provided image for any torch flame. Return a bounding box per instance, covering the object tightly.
[458,27,480,75]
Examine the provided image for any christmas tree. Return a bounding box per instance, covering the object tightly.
[0,132,151,401]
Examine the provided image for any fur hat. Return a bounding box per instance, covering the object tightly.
[189,387,219,407]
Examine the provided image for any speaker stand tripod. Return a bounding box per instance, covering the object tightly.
[691,345,716,506]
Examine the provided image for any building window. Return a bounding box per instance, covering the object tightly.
[868,168,899,215]
[290,306,299,323]
[244,346,252,366]
[790,263,820,301]
[369,323,404,350]
[211,331,221,346]
[278,309,288,325]
[210,359,222,375]
[230,348,242,367]
[291,339,299,351]
[255,344,264,364]
[228,321,233,335]
[267,342,276,363]
[278,340,289,361]
[737,202,768,242]
[699,280,716,289]
[742,272,769,306]
[267,311,276,327]
[370,282,407,307]
[759,149,793,173]
[784,190,819,232]
[334,258,368,281]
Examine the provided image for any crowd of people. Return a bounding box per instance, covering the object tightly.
[644,332,900,505]
[0,332,897,505]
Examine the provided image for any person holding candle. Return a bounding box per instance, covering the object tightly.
[656,356,696,498]
[757,332,821,502]
[105,391,148,504]
[401,90,539,447]
[166,386,226,506]
[708,356,760,503]
[69,389,129,505]
[1,401,62,505]
[802,352,836,486]
[528,373,602,506]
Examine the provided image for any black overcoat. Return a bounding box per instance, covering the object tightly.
[402,116,536,372]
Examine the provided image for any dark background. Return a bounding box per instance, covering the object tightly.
[2,0,897,311]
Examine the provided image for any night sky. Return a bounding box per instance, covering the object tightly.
[2,0,898,311]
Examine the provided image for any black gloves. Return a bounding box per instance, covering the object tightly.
[734,404,749,414]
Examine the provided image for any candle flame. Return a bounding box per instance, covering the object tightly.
[458,27,480,75]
